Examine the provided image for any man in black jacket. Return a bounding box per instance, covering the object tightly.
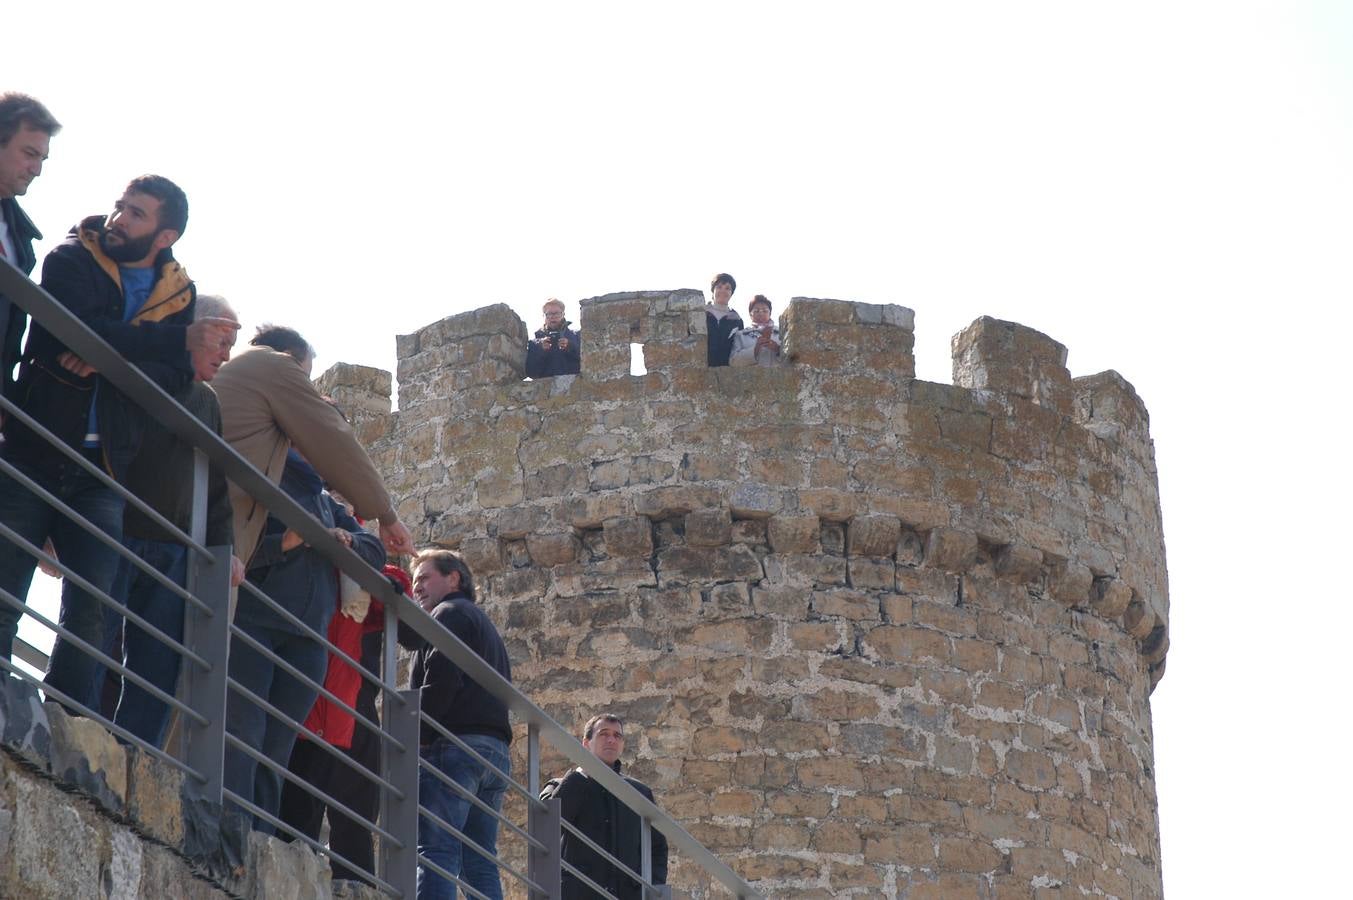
[0,92,60,404]
[541,713,669,899]
[410,548,513,900]
[0,175,236,701]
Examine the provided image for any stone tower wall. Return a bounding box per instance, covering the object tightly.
[343,290,1169,898]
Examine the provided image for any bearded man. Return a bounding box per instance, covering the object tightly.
[0,175,236,701]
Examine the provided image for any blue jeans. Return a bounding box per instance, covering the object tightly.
[100,537,189,747]
[223,620,328,834]
[418,734,511,900]
[0,454,124,703]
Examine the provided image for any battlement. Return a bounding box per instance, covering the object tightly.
[363,291,1165,651]
[337,291,1169,897]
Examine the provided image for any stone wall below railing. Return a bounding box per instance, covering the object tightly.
[0,678,378,900]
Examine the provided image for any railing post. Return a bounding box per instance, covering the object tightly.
[527,722,562,900]
[641,818,672,900]
[382,685,420,898]
[181,543,231,803]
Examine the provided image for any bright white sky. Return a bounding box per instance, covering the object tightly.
[8,2,1351,896]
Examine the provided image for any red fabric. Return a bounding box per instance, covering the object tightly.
[300,565,408,748]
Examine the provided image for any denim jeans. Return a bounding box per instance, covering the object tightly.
[418,734,511,900]
[223,620,328,834]
[0,454,124,704]
[98,537,189,747]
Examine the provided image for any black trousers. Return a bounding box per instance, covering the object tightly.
[278,721,381,881]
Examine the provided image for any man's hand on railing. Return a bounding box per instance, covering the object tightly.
[57,351,97,378]
[380,518,414,556]
[229,554,245,587]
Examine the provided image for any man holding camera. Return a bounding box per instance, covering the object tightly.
[524,298,580,378]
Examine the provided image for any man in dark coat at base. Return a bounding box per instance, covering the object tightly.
[541,713,669,900]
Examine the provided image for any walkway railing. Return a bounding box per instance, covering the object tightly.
[0,260,760,900]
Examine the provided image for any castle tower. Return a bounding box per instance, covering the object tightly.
[342,291,1168,898]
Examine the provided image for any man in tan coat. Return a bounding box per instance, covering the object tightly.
[211,325,414,563]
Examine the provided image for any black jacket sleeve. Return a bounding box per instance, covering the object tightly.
[39,243,192,373]
[204,401,235,549]
[547,770,585,822]
[524,338,545,378]
[416,604,470,723]
[560,328,581,372]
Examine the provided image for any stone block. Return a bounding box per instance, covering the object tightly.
[728,483,784,519]
[763,553,848,588]
[240,831,332,900]
[562,492,633,529]
[1141,625,1170,665]
[45,702,127,815]
[685,508,732,547]
[751,586,811,618]
[525,532,579,566]
[633,485,722,518]
[847,514,902,557]
[810,589,879,621]
[492,505,547,540]
[126,747,186,849]
[994,543,1043,583]
[952,316,1073,416]
[657,545,763,586]
[0,675,51,768]
[1090,576,1133,618]
[602,516,654,557]
[458,537,505,577]
[896,528,925,567]
[798,488,860,522]
[848,558,896,591]
[925,527,978,571]
[1073,369,1150,445]
[730,518,767,545]
[1049,559,1094,607]
[2,762,108,900]
[580,557,657,592]
[865,624,950,665]
[767,514,820,553]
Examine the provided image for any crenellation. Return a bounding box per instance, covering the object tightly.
[357,292,1169,898]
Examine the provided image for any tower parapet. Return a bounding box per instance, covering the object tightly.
[357,291,1169,898]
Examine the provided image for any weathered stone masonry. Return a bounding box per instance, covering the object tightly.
[339,290,1169,899]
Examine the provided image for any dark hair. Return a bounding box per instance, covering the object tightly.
[710,272,737,294]
[126,174,189,236]
[583,713,625,741]
[250,324,314,363]
[750,294,772,313]
[0,92,61,146]
[413,549,476,602]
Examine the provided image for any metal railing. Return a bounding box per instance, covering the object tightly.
[0,260,760,899]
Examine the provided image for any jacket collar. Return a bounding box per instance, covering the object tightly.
[575,758,624,778]
[73,215,194,324]
[1,197,41,243]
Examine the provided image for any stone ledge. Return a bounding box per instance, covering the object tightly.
[0,677,348,900]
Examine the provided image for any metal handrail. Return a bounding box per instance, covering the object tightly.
[0,259,761,899]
